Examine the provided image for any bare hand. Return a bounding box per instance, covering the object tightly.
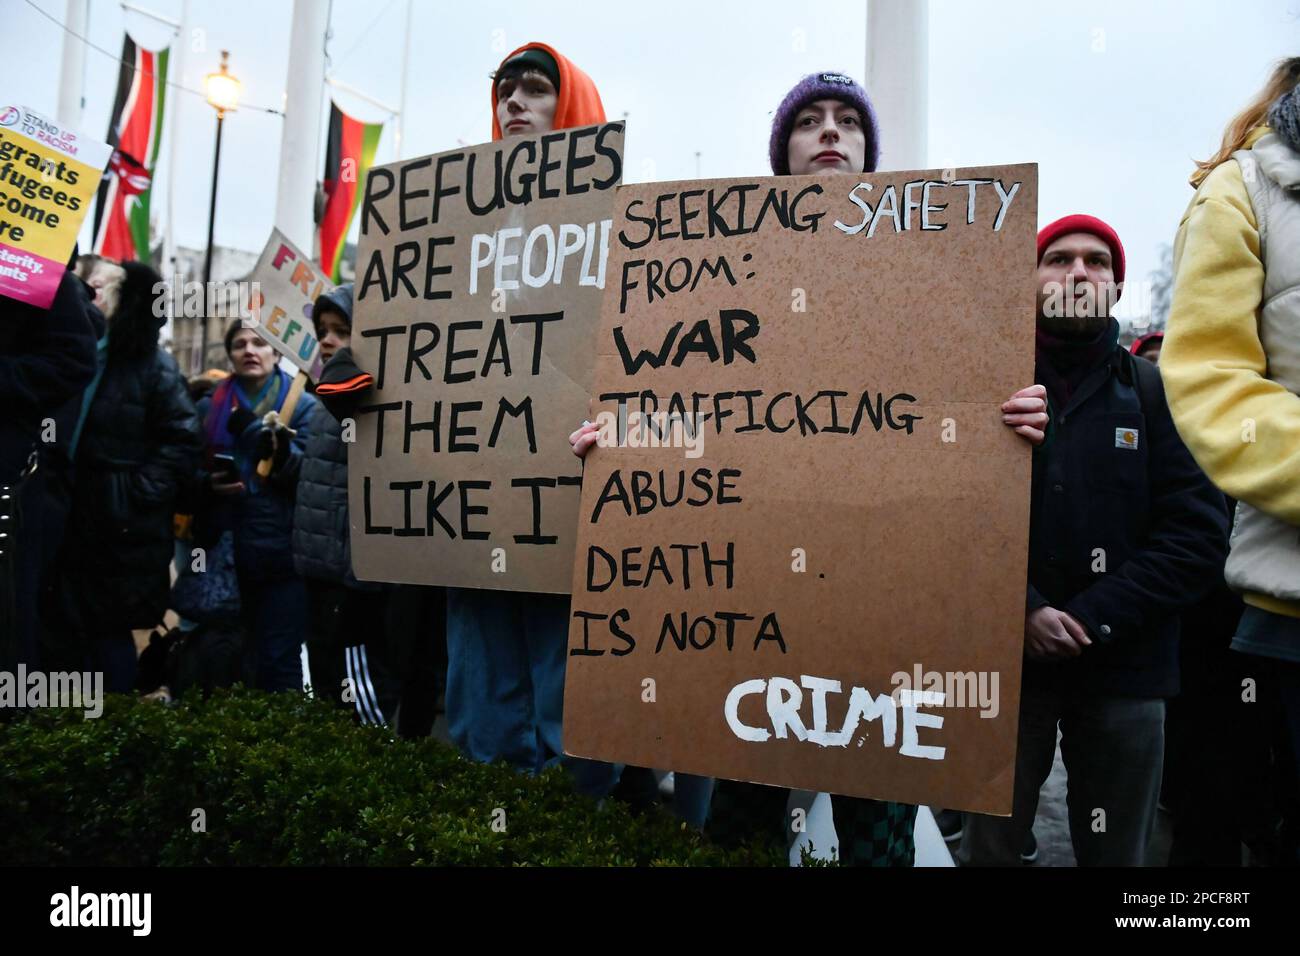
[1002,384,1049,446]
[210,474,245,496]
[1025,606,1092,660]
[569,420,599,459]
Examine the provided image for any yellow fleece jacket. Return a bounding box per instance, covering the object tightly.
[1162,127,1300,618]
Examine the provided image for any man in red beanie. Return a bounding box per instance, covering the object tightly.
[1034,213,1127,329]
[956,215,1230,866]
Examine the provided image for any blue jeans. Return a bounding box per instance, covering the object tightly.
[445,587,618,797]
[86,629,138,694]
[673,773,716,829]
[238,573,307,692]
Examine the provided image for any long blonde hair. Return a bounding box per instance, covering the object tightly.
[1191,56,1300,187]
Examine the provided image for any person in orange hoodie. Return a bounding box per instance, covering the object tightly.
[318,43,619,796]
[443,43,620,796]
[488,43,605,140]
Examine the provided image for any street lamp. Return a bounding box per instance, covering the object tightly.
[200,50,240,369]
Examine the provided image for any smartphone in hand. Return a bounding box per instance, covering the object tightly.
[212,452,237,481]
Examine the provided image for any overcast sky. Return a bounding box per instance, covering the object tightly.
[5,0,1300,316]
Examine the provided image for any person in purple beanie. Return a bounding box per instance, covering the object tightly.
[573,71,1048,864]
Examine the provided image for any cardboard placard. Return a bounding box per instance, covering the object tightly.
[348,123,625,592]
[0,105,110,308]
[246,228,333,380]
[562,165,1038,815]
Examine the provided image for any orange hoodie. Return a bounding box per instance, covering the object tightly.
[490,42,606,140]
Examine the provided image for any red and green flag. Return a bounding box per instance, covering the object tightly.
[92,35,168,262]
[318,101,383,282]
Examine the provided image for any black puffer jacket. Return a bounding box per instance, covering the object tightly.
[62,262,202,630]
[292,284,374,588]
[292,399,366,586]
[0,269,97,484]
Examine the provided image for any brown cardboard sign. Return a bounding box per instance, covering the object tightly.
[347,123,625,591]
[563,165,1038,815]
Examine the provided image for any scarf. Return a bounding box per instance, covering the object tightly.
[203,368,288,475]
[1269,82,1300,156]
[1034,319,1119,412]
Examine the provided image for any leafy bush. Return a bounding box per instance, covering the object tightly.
[0,690,782,866]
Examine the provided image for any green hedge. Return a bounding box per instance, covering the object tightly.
[0,690,783,866]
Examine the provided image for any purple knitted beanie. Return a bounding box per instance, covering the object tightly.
[768,71,880,175]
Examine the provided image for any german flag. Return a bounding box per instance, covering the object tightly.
[318,102,383,283]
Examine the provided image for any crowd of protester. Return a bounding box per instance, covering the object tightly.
[1,44,1297,867]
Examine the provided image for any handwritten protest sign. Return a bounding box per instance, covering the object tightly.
[246,228,332,380]
[562,165,1038,814]
[0,105,110,308]
[348,123,625,592]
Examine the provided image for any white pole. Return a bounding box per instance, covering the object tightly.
[275,0,330,251]
[57,0,89,130]
[163,0,189,351]
[866,0,929,171]
[164,4,189,265]
[394,0,412,160]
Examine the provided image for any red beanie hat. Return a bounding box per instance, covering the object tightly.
[1130,331,1164,356]
[1036,214,1126,288]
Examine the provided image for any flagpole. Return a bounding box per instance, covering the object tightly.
[164,0,189,361]
[58,0,89,253]
[275,0,330,251]
[57,0,88,131]
[394,0,412,160]
[866,0,929,170]
[120,2,180,29]
[324,76,399,116]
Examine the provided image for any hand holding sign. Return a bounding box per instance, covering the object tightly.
[347,123,625,593]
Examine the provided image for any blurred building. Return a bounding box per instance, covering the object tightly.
[152,244,258,374]
[152,242,356,375]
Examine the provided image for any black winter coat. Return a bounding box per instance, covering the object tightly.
[0,270,97,484]
[292,399,370,587]
[62,264,202,630]
[1026,344,1230,698]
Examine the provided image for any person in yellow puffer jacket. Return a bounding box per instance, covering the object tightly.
[1161,58,1300,812]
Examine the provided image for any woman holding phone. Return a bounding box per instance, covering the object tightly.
[192,322,317,692]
